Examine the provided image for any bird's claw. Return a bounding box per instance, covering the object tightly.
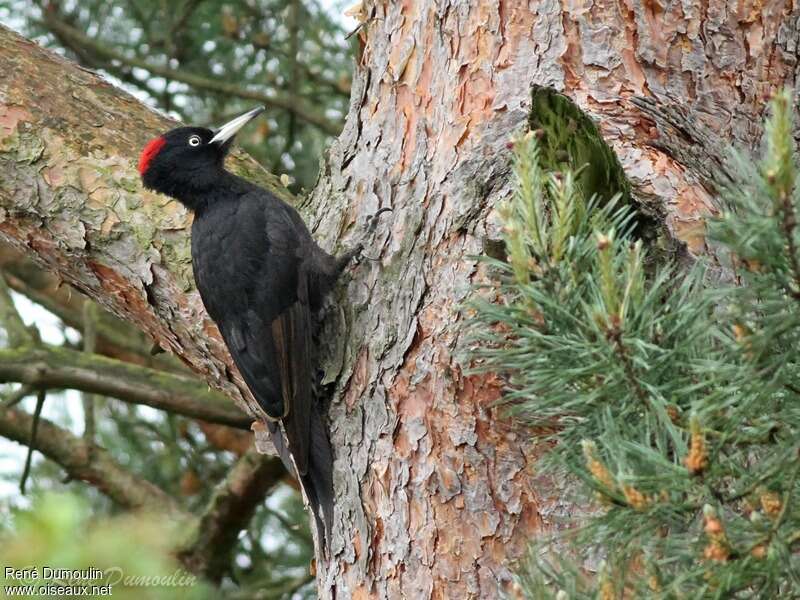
[366,207,393,234]
[348,243,364,265]
[349,243,380,263]
[357,250,383,262]
[350,207,392,264]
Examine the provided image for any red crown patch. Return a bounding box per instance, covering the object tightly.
[138,136,166,175]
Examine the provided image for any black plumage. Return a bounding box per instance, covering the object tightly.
[139,107,352,544]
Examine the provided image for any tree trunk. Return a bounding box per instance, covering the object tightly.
[1,1,798,596]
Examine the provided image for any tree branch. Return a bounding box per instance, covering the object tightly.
[0,403,280,582]
[34,3,170,107]
[0,273,33,347]
[0,405,187,516]
[81,301,97,445]
[179,448,285,582]
[0,346,251,429]
[19,388,45,494]
[1,384,34,409]
[40,15,342,135]
[169,0,205,42]
[0,243,184,370]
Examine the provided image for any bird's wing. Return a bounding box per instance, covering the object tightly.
[267,272,313,476]
[217,194,314,475]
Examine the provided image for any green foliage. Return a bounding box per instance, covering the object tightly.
[230,484,316,599]
[528,86,630,207]
[468,91,800,597]
[1,492,213,599]
[0,392,314,598]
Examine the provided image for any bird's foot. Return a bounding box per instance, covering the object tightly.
[334,243,365,274]
[339,208,392,268]
[356,249,382,263]
[366,207,393,234]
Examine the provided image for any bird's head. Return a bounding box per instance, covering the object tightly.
[138,106,265,205]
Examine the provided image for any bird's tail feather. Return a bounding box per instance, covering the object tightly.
[267,405,333,548]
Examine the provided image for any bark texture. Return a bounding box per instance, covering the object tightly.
[1,1,799,597]
[304,2,799,597]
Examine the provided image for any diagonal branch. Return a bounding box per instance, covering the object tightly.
[40,15,342,136]
[1,384,34,409]
[19,388,46,494]
[81,301,97,445]
[170,0,206,41]
[1,21,292,430]
[179,448,285,582]
[0,273,33,347]
[0,244,183,370]
[35,3,170,109]
[0,346,251,429]
[0,405,282,581]
[0,405,187,516]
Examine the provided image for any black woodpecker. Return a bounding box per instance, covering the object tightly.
[138,106,352,545]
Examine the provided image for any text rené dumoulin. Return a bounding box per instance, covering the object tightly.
[4,566,197,587]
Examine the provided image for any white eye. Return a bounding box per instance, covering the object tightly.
[188,135,202,147]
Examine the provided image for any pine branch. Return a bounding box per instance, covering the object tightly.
[19,388,46,494]
[0,346,250,429]
[179,448,285,582]
[779,190,800,300]
[36,5,170,106]
[0,244,184,370]
[169,0,205,40]
[81,302,97,447]
[607,326,649,408]
[0,405,187,515]
[39,14,342,135]
[470,90,800,596]
[0,273,34,347]
[0,384,34,409]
